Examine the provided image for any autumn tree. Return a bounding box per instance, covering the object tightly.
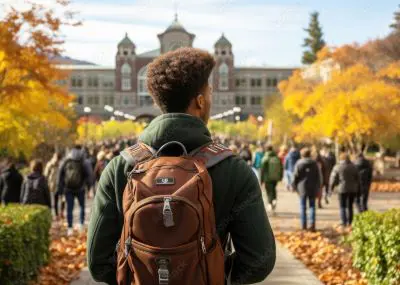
[0,1,80,156]
[281,44,400,154]
[302,11,326,65]
[264,94,295,145]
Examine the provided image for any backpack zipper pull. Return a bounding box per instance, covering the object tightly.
[163,197,175,228]
[200,236,207,254]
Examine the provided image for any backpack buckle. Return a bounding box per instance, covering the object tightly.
[157,258,170,285]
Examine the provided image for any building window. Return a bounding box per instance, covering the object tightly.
[88,77,98,88]
[121,63,131,75]
[256,79,261,87]
[221,50,226,55]
[122,78,131,91]
[138,65,152,105]
[272,78,278,87]
[94,96,99,105]
[235,96,246,105]
[266,78,272,87]
[71,77,82,87]
[235,79,240,87]
[139,96,154,107]
[124,96,129,105]
[251,96,262,105]
[218,62,229,91]
[77,96,83,105]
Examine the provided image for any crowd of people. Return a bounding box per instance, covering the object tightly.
[0,138,137,235]
[216,139,374,231]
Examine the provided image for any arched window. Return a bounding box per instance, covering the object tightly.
[121,63,131,91]
[137,65,153,107]
[219,63,229,91]
[121,63,131,75]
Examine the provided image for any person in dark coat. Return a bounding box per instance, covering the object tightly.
[354,153,373,212]
[329,153,360,227]
[292,148,320,231]
[20,159,51,208]
[321,148,336,204]
[0,157,23,205]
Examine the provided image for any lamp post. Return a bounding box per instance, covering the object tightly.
[83,106,92,142]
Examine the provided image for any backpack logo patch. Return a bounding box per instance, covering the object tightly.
[155,177,175,185]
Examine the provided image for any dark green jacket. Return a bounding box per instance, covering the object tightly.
[87,113,276,285]
[261,151,283,184]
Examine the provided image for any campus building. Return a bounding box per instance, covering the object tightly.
[58,15,296,120]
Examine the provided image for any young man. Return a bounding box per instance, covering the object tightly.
[292,148,320,231]
[87,48,275,285]
[57,145,94,235]
[260,145,283,214]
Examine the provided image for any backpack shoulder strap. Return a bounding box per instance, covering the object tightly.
[120,142,155,166]
[191,142,234,168]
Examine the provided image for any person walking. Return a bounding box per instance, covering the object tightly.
[292,148,320,231]
[87,48,275,285]
[354,153,373,212]
[252,143,265,182]
[20,159,51,208]
[261,145,283,214]
[329,153,360,228]
[45,152,63,217]
[57,145,94,236]
[312,147,326,209]
[284,146,301,191]
[321,147,336,204]
[0,157,23,205]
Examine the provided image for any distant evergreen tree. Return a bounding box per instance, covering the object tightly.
[390,5,400,33]
[302,12,326,65]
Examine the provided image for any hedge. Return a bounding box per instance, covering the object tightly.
[0,204,52,285]
[351,209,400,285]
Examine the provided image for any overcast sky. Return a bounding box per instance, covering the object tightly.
[2,0,398,67]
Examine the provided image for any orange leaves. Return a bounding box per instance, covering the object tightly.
[275,230,368,285]
[31,224,87,285]
[0,1,78,156]
[371,182,400,193]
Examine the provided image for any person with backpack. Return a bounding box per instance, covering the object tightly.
[57,145,94,236]
[354,153,373,212]
[0,157,23,205]
[45,151,64,217]
[87,48,276,285]
[20,159,51,208]
[260,145,283,214]
[292,148,321,231]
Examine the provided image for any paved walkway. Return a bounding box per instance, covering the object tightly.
[70,185,399,285]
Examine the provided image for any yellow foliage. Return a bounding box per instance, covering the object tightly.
[280,48,400,152]
[0,2,77,156]
[77,120,146,142]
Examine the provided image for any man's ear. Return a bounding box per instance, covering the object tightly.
[195,94,205,109]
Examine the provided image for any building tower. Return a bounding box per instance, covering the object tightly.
[158,14,195,53]
[115,33,136,93]
[213,33,234,92]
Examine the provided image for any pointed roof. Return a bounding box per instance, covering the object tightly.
[215,33,232,48]
[118,33,135,47]
[158,14,195,41]
[165,13,187,33]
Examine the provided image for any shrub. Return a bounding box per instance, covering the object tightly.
[351,209,400,285]
[0,204,52,285]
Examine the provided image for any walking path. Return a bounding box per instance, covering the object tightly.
[70,185,399,285]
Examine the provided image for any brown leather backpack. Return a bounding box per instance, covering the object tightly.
[116,141,233,285]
